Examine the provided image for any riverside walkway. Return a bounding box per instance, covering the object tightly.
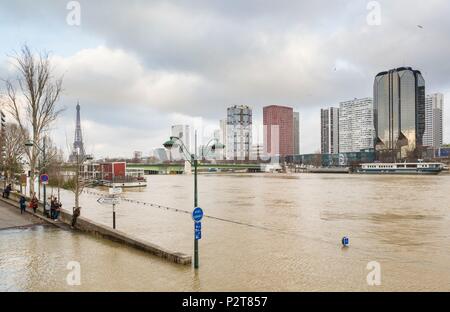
[0,199,44,230]
[0,191,191,265]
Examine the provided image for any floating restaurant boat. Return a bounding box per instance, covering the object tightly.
[356,162,444,175]
[101,177,147,188]
[98,162,147,188]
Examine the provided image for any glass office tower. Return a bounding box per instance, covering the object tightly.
[373,67,425,158]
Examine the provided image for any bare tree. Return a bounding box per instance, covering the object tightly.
[64,153,92,227]
[47,148,65,199]
[2,123,27,185]
[1,45,64,196]
[41,136,65,199]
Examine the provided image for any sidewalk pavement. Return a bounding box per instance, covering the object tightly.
[0,199,44,230]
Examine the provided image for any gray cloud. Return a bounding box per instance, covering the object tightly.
[1,0,449,155]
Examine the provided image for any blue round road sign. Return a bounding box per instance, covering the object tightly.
[40,174,49,183]
[192,207,203,222]
[342,236,349,247]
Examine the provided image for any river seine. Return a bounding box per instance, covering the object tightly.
[1,173,449,291]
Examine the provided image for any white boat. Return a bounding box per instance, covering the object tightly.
[356,162,444,175]
[102,180,147,188]
[100,168,147,188]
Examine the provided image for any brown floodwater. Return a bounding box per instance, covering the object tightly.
[1,173,450,291]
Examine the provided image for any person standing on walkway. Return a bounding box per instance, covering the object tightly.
[50,196,56,219]
[30,194,38,214]
[19,195,26,214]
[3,183,12,199]
[53,197,61,221]
[72,207,80,228]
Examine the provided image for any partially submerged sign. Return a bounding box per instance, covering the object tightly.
[97,196,121,205]
[192,207,203,222]
[195,221,202,240]
[109,187,123,195]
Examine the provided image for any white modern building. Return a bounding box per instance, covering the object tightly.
[320,107,339,154]
[216,119,227,159]
[423,93,443,148]
[226,105,252,160]
[338,98,375,153]
[171,125,190,150]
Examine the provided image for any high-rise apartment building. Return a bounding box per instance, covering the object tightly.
[226,105,252,160]
[293,112,300,155]
[374,67,425,156]
[339,98,375,153]
[423,93,443,148]
[320,107,339,154]
[219,119,227,149]
[171,125,191,152]
[263,105,294,157]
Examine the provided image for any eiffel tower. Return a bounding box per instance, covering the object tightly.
[69,102,86,162]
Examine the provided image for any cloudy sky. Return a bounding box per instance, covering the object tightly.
[0,0,449,157]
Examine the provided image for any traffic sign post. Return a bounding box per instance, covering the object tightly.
[192,207,203,222]
[195,221,202,240]
[97,194,121,229]
[97,197,121,205]
[109,187,122,195]
[113,202,116,229]
[40,174,49,185]
[192,207,203,268]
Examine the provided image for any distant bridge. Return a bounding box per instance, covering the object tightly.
[127,162,263,174]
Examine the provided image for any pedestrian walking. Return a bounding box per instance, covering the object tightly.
[19,195,26,214]
[30,194,38,214]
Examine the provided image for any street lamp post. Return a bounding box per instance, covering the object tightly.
[163,132,224,269]
[192,151,199,268]
[42,137,47,216]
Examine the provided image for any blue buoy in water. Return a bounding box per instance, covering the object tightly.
[342,236,349,247]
